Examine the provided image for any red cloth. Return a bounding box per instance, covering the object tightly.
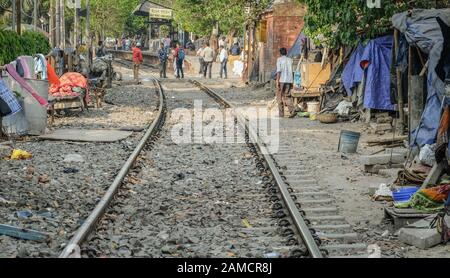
[174,47,180,59]
[47,63,60,86]
[132,47,143,64]
[49,72,90,102]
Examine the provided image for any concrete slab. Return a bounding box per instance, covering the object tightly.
[39,129,133,143]
[360,153,406,166]
[398,216,442,250]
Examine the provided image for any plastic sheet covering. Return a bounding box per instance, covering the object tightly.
[342,36,395,111]
[392,9,450,147]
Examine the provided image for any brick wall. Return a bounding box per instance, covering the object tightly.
[259,2,305,82]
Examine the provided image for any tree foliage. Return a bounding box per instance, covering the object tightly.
[172,0,270,36]
[297,0,437,48]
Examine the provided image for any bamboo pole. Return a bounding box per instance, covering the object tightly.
[394,29,405,134]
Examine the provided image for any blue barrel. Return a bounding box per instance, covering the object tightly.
[338,130,361,153]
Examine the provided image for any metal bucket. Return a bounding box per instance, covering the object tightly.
[338,130,361,154]
[1,98,29,137]
[2,76,48,135]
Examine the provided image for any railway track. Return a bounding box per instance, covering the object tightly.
[57,74,326,258]
[59,77,166,258]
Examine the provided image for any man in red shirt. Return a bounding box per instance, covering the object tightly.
[132,42,143,84]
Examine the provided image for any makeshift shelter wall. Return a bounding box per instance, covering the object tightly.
[392,9,450,147]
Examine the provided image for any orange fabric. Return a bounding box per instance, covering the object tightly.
[132,47,143,64]
[49,72,90,102]
[47,63,60,86]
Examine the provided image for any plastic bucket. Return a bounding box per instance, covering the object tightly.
[393,187,420,203]
[338,130,361,153]
[307,102,320,114]
[2,77,48,135]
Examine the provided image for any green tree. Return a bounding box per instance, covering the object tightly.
[297,0,438,48]
[172,0,270,36]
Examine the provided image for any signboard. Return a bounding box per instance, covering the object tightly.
[149,8,173,20]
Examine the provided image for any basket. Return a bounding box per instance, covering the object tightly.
[317,113,338,124]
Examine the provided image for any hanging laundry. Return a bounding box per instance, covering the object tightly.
[0,79,22,116]
[5,64,48,106]
[396,184,450,212]
[16,56,35,79]
[34,54,47,80]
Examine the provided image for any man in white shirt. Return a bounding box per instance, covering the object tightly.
[202,42,214,79]
[219,36,227,49]
[219,45,228,79]
[276,47,295,118]
[196,45,205,75]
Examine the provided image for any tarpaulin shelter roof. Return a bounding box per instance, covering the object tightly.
[392,9,450,147]
[342,36,395,111]
[287,33,307,58]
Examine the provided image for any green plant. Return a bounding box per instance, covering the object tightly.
[20,31,51,56]
[297,0,436,48]
[0,30,50,65]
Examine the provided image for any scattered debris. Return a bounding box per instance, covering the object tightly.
[63,154,85,163]
[10,149,32,160]
[0,224,50,242]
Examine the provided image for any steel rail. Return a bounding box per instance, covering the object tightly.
[59,78,166,258]
[191,80,323,258]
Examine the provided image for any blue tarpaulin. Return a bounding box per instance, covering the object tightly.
[342,36,395,111]
[342,45,365,96]
[287,33,307,58]
[392,9,450,147]
[361,36,395,111]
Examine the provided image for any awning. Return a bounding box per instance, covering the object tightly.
[133,1,171,17]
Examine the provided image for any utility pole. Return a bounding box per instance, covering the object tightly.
[74,0,81,47]
[33,0,38,31]
[55,0,61,47]
[49,0,55,47]
[85,0,91,68]
[16,0,21,35]
[61,0,65,49]
[11,0,16,31]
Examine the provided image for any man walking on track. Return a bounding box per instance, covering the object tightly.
[132,42,143,84]
[276,47,296,118]
[158,43,168,79]
[202,42,214,79]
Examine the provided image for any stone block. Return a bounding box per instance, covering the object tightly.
[371,123,393,133]
[398,217,442,250]
[364,164,404,174]
[361,153,406,166]
[0,145,12,158]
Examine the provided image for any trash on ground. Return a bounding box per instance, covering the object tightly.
[10,149,32,160]
[0,224,50,242]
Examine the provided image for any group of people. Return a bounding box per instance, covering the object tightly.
[196,37,242,79]
[156,36,243,80]
[117,37,143,51]
[134,35,297,118]
[158,38,186,79]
